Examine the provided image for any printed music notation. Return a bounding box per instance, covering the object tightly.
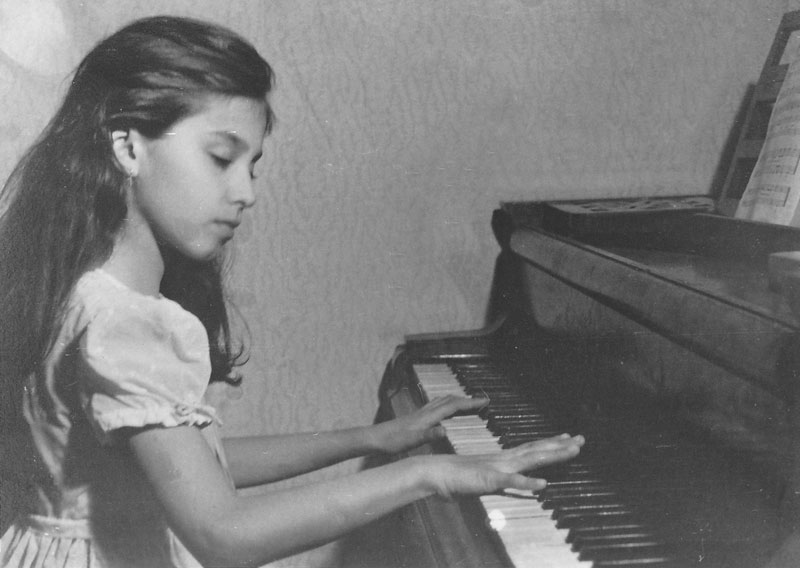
[751,163,800,177]
[737,53,800,225]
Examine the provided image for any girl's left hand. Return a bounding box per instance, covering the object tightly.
[371,395,489,454]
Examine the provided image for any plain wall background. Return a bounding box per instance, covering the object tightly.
[3,1,800,565]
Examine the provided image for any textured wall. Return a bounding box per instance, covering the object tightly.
[3,1,800,566]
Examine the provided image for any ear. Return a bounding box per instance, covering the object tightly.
[111,129,141,177]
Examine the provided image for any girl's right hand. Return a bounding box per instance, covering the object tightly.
[418,433,584,500]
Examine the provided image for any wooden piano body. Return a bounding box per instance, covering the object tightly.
[490,200,800,466]
[343,202,800,568]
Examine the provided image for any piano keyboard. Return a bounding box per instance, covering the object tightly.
[412,359,772,568]
[415,362,592,568]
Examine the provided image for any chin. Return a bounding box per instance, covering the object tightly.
[189,247,225,263]
[160,242,225,265]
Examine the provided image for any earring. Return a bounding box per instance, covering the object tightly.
[122,172,134,194]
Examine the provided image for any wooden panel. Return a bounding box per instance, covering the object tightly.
[510,226,798,394]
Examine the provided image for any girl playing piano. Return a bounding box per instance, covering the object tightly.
[0,15,583,567]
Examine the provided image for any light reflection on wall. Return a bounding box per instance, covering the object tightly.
[0,0,77,76]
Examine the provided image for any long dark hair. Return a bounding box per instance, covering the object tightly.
[0,16,275,405]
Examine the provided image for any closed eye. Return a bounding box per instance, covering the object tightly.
[211,155,232,169]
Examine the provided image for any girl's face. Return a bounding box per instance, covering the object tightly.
[126,96,268,261]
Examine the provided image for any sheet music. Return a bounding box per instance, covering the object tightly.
[736,55,800,225]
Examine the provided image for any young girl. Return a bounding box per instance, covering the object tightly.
[0,15,584,568]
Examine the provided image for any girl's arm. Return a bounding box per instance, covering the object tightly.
[130,424,583,567]
[223,394,489,488]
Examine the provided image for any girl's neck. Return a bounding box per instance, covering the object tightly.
[101,222,165,297]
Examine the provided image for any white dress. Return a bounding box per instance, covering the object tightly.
[1,269,234,567]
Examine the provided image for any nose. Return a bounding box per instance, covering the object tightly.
[229,168,256,209]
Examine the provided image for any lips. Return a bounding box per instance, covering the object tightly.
[214,220,240,242]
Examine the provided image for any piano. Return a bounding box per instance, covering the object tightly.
[342,201,800,568]
[340,11,800,568]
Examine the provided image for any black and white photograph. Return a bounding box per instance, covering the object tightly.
[2,2,800,567]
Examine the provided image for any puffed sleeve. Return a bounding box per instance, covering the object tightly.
[77,296,221,445]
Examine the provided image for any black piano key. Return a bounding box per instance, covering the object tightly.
[541,490,619,509]
[579,541,715,567]
[541,481,611,500]
[540,484,615,502]
[592,559,686,567]
[556,509,640,530]
[553,502,632,518]
[486,410,547,419]
[458,377,510,386]
[488,420,555,434]
[579,541,674,562]
[485,403,543,413]
[487,414,552,424]
[538,461,614,479]
[571,530,657,550]
[566,523,650,544]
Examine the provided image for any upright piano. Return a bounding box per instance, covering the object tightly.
[341,11,800,568]
[343,200,800,568]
